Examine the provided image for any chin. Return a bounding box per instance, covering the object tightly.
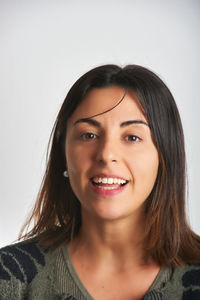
[86,202,138,222]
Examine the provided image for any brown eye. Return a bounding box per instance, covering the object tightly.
[81,132,97,140]
[125,135,141,142]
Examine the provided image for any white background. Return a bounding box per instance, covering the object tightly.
[0,0,199,247]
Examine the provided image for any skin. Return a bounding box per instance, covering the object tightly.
[65,86,160,300]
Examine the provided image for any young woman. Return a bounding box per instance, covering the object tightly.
[1,64,200,300]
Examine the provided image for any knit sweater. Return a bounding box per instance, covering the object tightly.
[0,239,200,300]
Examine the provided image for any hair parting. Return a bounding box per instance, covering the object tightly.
[86,88,128,119]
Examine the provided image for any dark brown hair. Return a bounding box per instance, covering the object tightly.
[19,64,200,266]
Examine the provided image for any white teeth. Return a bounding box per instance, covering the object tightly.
[93,177,127,185]
[108,178,113,184]
[96,186,117,190]
[113,178,118,184]
[102,178,108,184]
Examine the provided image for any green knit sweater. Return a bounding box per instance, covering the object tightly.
[0,239,200,299]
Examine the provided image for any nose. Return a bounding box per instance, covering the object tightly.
[95,136,118,164]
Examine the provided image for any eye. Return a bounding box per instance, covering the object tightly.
[125,135,141,142]
[80,132,97,140]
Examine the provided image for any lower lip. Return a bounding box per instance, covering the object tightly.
[90,182,127,197]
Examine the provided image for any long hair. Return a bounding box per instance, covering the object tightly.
[19,64,200,266]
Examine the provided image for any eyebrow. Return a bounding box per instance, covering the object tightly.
[73,118,149,128]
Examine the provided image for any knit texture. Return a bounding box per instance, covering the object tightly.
[0,239,200,299]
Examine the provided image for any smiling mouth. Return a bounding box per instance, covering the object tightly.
[91,177,129,189]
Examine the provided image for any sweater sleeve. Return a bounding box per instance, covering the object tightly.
[0,240,47,300]
[0,274,25,300]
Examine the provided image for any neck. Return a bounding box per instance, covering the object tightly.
[69,210,149,268]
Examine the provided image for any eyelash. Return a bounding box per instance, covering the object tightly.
[80,132,98,140]
[80,132,141,142]
[124,135,141,142]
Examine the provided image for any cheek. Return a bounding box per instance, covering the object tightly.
[66,150,82,177]
[65,145,85,201]
[130,149,159,188]
[65,141,92,179]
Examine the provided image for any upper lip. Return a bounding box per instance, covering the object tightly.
[90,173,129,181]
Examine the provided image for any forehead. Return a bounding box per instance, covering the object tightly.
[68,86,146,125]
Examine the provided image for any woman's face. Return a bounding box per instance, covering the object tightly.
[65,86,159,222]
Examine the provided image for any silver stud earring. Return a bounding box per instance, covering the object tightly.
[63,170,69,178]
